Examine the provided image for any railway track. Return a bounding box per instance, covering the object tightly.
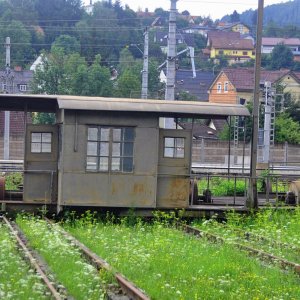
[1,215,65,300]
[215,225,300,254]
[180,223,300,275]
[44,217,150,300]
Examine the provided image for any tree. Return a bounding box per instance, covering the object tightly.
[154,8,169,19]
[181,10,190,16]
[270,43,294,70]
[31,48,66,95]
[34,0,83,44]
[85,54,113,97]
[32,112,56,125]
[284,94,300,122]
[264,20,279,37]
[31,49,112,97]
[118,48,136,73]
[114,68,141,98]
[175,91,197,101]
[177,18,189,29]
[230,10,240,23]
[275,113,300,144]
[0,20,35,67]
[52,35,80,55]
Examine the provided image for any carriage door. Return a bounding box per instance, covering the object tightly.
[23,124,58,203]
[156,129,191,208]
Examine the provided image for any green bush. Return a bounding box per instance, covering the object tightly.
[5,173,23,190]
[198,177,246,196]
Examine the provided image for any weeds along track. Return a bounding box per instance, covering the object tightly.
[180,223,300,275]
[191,223,300,264]
[213,226,300,256]
[44,217,150,300]
[1,216,65,300]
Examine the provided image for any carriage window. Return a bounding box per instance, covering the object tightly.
[86,126,134,172]
[31,132,52,153]
[164,137,185,158]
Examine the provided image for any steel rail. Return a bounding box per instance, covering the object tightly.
[1,216,63,300]
[220,226,300,254]
[180,223,300,275]
[44,217,150,300]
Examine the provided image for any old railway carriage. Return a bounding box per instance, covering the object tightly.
[0,95,249,212]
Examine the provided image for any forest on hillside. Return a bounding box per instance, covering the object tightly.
[223,0,300,28]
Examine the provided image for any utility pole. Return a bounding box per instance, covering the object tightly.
[247,0,264,209]
[4,37,11,160]
[164,0,178,128]
[141,27,149,99]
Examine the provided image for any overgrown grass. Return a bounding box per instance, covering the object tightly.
[63,212,300,300]
[0,222,50,300]
[194,208,300,263]
[5,172,23,190]
[16,215,107,300]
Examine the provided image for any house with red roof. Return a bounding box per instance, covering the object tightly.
[262,37,300,61]
[208,68,300,105]
[203,31,255,65]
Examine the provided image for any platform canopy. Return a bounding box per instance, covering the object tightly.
[0,94,250,118]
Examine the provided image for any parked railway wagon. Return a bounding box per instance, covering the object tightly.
[0,94,249,212]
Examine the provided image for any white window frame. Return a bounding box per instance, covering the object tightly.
[217,82,222,93]
[19,84,27,92]
[224,81,229,93]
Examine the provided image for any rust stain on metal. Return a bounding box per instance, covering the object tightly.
[169,178,188,201]
[133,183,145,194]
[111,182,118,195]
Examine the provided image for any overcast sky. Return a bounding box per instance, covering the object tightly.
[84,0,290,20]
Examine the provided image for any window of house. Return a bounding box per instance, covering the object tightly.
[31,132,52,153]
[164,137,185,158]
[224,81,229,92]
[218,50,224,55]
[217,82,222,93]
[19,84,27,92]
[243,51,248,55]
[86,126,134,173]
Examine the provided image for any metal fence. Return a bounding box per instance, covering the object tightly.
[0,136,300,168]
[192,139,300,167]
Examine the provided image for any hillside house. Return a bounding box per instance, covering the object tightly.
[262,37,300,61]
[179,119,227,140]
[217,22,250,35]
[182,24,213,37]
[0,68,33,159]
[204,31,255,65]
[0,68,33,94]
[208,68,300,105]
[154,31,195,53]
[160,69,216,101]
